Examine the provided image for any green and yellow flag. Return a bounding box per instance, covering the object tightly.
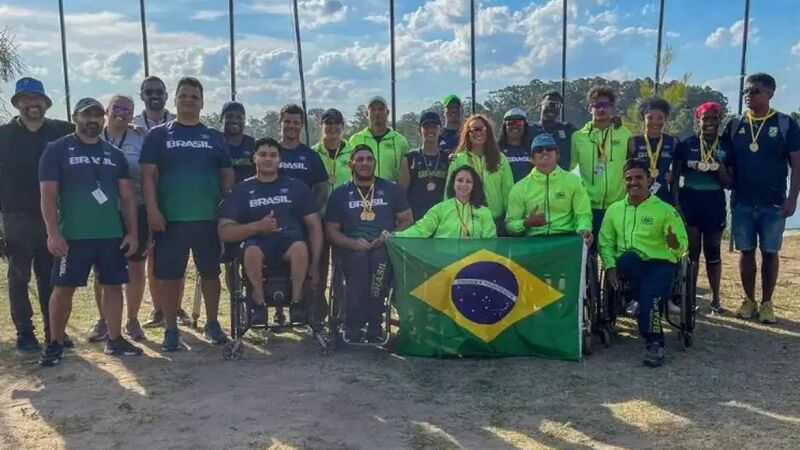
[387,236,584,360]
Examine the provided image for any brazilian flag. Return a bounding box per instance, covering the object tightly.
[387,235,584,360]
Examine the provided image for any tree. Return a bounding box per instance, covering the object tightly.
[0,27,26,121]
[792,108,800,123]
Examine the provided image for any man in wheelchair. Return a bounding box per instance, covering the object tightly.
[599,158,687,367]
[218,137,323,327]
[325,145,412,343]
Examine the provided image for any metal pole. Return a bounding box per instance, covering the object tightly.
[560,0,567,121]
[389,0,397,128]
[58,0,71,119]
[654,0,665,93]
[229,0,236,101]
[291,0,310,144]
[470,0,476,114]
[737,0,751,115]
[140,0,149,76]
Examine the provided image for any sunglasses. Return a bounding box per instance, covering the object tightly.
[504,119,525,127]
[469,126,486,133]
[532,146,557,154]
[590,101,614,110]
[111,104,132,115]
[143,89,165,96]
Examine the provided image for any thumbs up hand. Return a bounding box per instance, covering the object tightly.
[665,224,679,250]
[257,210,281,234]
[524,205,547,228]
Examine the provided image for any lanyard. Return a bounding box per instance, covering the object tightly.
[453,199,473,238]
[75,134,104,187]
[421,150,441,181]
[325,141,345,184]
[746,109,776,148]
[590,126,611,160]
[699,135,718,164]
[643,134,664,172]
[142,111,168,130]
[356,182,375,212]
[103,128,128,150]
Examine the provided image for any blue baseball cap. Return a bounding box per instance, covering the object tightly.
[419,111,441,126]
[11,77,52,108]
[531,133,557,149]
[221,101,245,116]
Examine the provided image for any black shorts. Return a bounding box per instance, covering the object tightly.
[680,188,726,233]
[243,236,304,266]
[51,238,129,287]
[153,221,221,280]
[120,205,151,262]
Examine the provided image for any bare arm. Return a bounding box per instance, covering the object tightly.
[141,163,166,232]
[325,220,369,251]
[303,212,323,269]
[626,136,636,159]
[395,208,413,231]
[220,167,234,195]
[40,181,67,257]
[118,179,139,257]
[398,157,410,190]
[780,152,800,218]
[312,182,328,210]
[217,216,276,243]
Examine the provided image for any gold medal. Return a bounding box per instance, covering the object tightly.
[709,162,719,171]
[697,162,708,172]
[426,182,436,191]
[749,142,759,152]
[360,210,375,221]
[649,168,659,178]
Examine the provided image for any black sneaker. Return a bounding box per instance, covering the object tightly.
[289,302,306,324]
[62,333,75,348]
[643,344,665,368]
[39,341,64,367]
[251,303,267,327]
[143,309,165,328]
[177,308,192,326]
[104,337,144,357]
[16,331,42,352]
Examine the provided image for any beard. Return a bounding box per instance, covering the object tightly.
[146,98,165,111]
[21,104,45,120]
[81,123,103,138]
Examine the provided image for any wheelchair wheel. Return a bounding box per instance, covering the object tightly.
[223,340,244,361]
[582,332,593,355]
[679,331,693,350]
[599,327,611,347]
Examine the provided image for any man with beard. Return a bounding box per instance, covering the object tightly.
[530,91,576,171]
[140,77,234,351]
[439,94,463,152]
[38,98,142,366]
[222,101,256,183]
[0,77,75,351]
[277,104,327,207]
[348,96,410,182]
[132,76,175,131]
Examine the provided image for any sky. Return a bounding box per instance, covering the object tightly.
[1,0,799,122]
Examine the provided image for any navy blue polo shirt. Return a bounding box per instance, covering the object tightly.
[630,134,678,203]
[228,134,256,183]
[279,143,327,188]
[325,178,409,241]
[438,128,460,152]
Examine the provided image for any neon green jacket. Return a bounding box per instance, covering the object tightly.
[347,127,409,182]
[505,166,592,237]
[570,122,632,210]
[311,139,353,189]
[395,198,496,239]
[445,151,514,219]
[599,194,688,269]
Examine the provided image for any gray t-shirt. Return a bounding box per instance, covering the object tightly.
[131,110,175,132]
[103,128,146,204]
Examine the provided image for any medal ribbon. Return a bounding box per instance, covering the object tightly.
[453,199,473,238]
[643,134,663,174]
[746,109,776,149]
[422,151,441,184]
[699,135,718,164]
[591,126,611,160]
[356,182,375,214]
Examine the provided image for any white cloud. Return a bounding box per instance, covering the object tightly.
[792,41,800,56]
[365,14,389,24]
[641,3,657,15]
[298,0,348,30]
[705,19,759,49]
[190,10,226,21]
[74,50,143,82]
[237,48,295,79]
[588,10,617,25]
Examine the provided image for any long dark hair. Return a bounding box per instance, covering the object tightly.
[497,119,534,149]
[455,114,502,172]
[445,165,487,208]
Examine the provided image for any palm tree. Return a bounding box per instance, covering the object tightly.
[0,27,26,121]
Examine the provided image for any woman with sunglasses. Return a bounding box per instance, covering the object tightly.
[627,97,679,206]
[446,114,514,234]
[498,108,534,183]
[673,102,733,313]
[86,95,150,342]
[391,165,496,239]
[506,133,592,245]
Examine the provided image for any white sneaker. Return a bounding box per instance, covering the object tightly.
[625,301,639,316]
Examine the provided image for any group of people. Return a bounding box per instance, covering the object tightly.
[0,70,797,368]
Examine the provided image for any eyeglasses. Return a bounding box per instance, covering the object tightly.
[541,101,563,109]
[590,101,614,110]
[111,104,132,115]
[532,146,557,154]
[469,126,486,133]
[504,119,525,127]
[143,89,165,96]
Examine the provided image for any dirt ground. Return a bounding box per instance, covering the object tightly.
[1,237,799,450]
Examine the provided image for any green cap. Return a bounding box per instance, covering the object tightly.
[441,94,462,107]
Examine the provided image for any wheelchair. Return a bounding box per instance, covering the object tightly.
[602,255,696,349]
[221,249,333,361]
[582,249,605,355]
[322,250,394,353]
